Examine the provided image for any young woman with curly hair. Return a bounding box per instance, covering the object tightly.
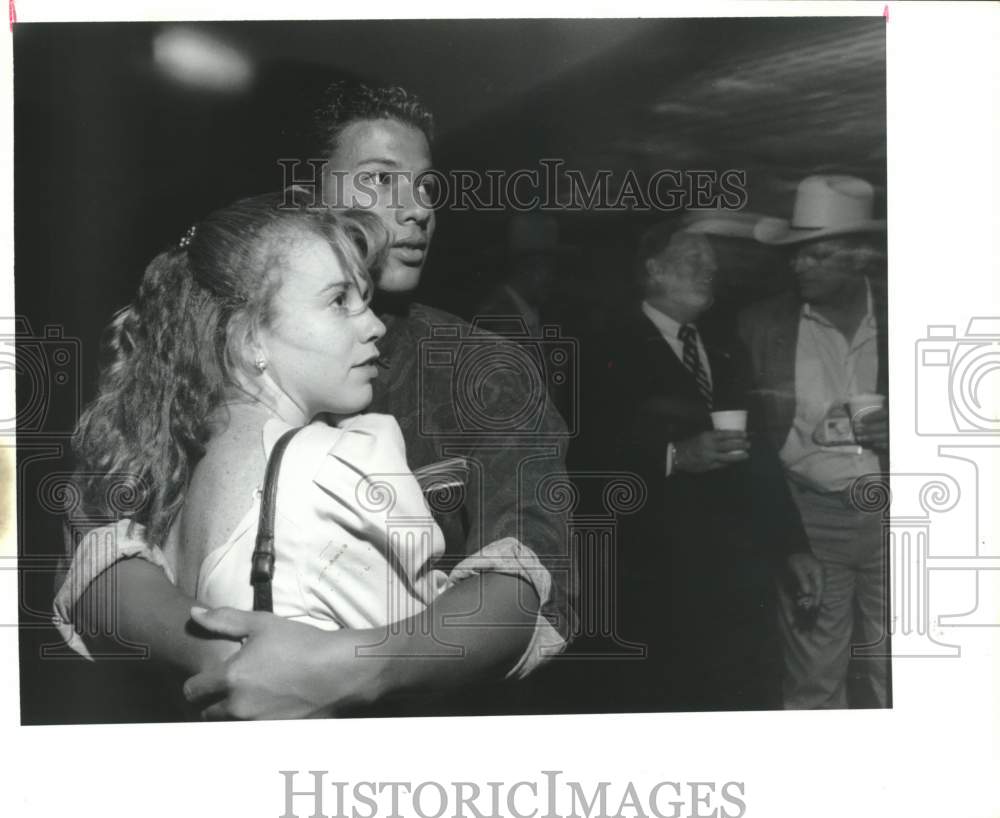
[58,192,542,718]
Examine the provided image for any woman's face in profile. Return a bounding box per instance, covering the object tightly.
[256,234,386,419]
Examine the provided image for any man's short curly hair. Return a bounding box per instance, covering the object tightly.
[312,82,434,159]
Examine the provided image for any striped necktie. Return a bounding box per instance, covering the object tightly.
[678,324,713,408]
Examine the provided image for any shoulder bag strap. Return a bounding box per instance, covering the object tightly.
[251,427,301,612]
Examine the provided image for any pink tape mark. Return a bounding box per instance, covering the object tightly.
[8,0,15,31]
[883,4,889,22]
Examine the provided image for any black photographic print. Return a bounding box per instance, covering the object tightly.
[4,6,998,818]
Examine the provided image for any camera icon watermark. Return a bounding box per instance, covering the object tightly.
[906,316,1000,642]
[915,317,1000,436]
[1,316,82,439]
[418,317,578,439]
[538,470,649,659]
[13,456,153,659]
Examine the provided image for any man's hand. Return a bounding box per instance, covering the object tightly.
[786,552,824,612]
[182,607,386,720]
[182,574,538,720]
[854,406,889,452]
[674,430,749,474]
[186,624,243,671]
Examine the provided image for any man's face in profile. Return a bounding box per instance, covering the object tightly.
[324,118,436,293]
[650,232,717,320]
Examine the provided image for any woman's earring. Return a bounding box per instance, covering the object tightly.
[254,356,267,373]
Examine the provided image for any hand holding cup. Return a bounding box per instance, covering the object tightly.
[848,394,888,452]
[711,409,748,433]
[674,410,749,473]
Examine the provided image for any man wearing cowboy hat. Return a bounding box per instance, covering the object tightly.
[739,174,889,709]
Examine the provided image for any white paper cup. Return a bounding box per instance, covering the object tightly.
[848,393,886,425]
[711,409,748,431]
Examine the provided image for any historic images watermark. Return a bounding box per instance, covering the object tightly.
[416,316,578,439]
[897,317,1000,642]
[1,316,82,440]
[278,770,748,818]
[915,318,1000,437]
[278,161,749,213]
[3,317,92,655]
[10,313,1000,670]
[839,316,1000,662]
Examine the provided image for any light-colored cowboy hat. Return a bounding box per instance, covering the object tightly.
[753,175,886,245]
[680,208,769,239]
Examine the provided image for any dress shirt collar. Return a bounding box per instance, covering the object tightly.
[802,277,875,328]
[641,300,690,340]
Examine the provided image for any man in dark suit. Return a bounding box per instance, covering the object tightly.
[584,223,821,711]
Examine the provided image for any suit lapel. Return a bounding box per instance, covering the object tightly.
[703,334,737,408]
[636,310,703,402]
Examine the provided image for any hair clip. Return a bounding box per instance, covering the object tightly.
[178,224,198,248]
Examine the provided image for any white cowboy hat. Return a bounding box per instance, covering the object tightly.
[681,208,769,239]
[753,175,886,245]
